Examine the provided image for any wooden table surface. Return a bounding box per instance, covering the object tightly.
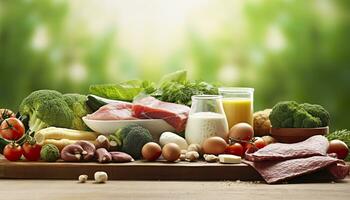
[0,178,349,200]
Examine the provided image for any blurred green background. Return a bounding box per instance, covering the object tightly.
[0,0,349,130]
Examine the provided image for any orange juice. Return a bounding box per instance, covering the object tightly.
[222,98,253,129]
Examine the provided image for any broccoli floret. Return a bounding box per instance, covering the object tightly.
[19,90,74,132]
[63,93,92,130]
[112,124,153,159]
[270,101,299,128]
[300,103,330,127]
[293,109,321,128]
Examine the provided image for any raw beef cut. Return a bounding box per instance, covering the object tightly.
[244,135,349,184]
[245,135,329,162]
[132,96,190,132]
[244,156,349,184]
[86,102,136,120]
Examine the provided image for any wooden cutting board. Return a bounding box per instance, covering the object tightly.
[0,159,262,181]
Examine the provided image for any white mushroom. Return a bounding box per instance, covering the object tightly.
[94,171,108,183]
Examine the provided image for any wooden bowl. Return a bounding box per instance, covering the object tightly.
[270,126,329,143]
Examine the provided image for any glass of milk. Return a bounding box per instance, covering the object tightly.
[185,95,229,146]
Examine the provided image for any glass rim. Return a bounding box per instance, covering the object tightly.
[218,87,254,93]
[191,95,223,100]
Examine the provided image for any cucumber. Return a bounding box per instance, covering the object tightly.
[86,95,129,112]
[86,95,108,112]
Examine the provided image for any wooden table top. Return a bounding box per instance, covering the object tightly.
[0,178,349,200]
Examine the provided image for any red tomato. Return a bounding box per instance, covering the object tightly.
[225,143,244,157]
[328,140,349,160]
[253,137,266,149]
[242,142,256,153]
[3,143,23,161]
[0,118,25,140]
[22,142,42,161]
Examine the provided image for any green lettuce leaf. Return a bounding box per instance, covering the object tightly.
[89,80,156,101]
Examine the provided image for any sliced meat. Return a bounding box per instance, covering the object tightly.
[245,135,329,162]
[244,135,349,184]
[244,156,349,184]
[86,102,136,120]
[132,96,190,132]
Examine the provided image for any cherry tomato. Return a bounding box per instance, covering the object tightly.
[22,142,42,161]
[225,143,244,157]
[3,143,23,161]
[0,118,25,140]
[242,142,256,153]
[253,137,266,149]
[328,140,349,160]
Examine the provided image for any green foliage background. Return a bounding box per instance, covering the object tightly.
[1,0,349,131]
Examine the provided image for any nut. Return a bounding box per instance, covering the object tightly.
[185,151,199,162]
[96,148,112,163]
[204,154,218,163]
[78,174,88,183]
[75,140,96,161]
[95,135,111,150]
[61,144,84,162]
[94,171,108,183]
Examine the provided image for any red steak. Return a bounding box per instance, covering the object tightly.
[132,96,190,132]
[244,135,350,184]
[245,135,329,161]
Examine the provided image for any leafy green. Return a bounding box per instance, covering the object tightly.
[153,81,218,106]
[89,70,218,106]
[89,80,156,102]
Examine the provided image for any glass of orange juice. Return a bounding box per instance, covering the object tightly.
[218,87,254,129]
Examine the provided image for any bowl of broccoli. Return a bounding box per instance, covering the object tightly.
[269,101,330,143]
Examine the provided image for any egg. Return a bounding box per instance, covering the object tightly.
[162,143,181,162]
[229,123,254,141]
[142,142,162,161]
[202,136,227,155]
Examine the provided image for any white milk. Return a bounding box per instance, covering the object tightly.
[185,112,229,145]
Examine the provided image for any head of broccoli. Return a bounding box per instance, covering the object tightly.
[19,90,74,132]
[19,90,91,132]
[112,124,153,159]
[270,101,330,128]
[63,93,92,130]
